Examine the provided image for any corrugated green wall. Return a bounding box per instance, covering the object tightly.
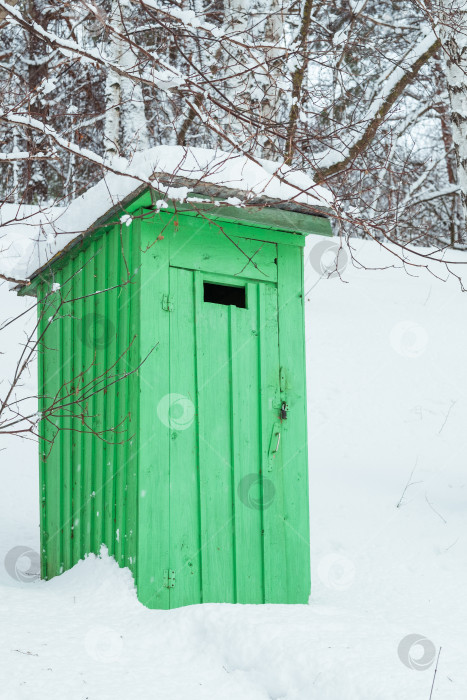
[37,220,141,581]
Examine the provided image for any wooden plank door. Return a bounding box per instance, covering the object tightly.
[168,267,287,607]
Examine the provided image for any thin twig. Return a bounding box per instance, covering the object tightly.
[425,493,447,524]
[396,460,422,508]
[438,400,457,434]
[429,646,441,700]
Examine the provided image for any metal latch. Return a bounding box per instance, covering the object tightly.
[163,569,176,588]
[162,294,174,311]
[281,402,289,420]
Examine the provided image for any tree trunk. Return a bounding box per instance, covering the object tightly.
[25,0,48,201]
[434,57,462,244]
[104,0,149,159]
[260,0,285,159]
[438,0,467,231]
[103,0,122,159]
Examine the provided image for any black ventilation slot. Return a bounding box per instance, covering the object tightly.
[203,282,246,308]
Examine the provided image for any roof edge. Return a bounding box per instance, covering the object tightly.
[152,173,333,216]
[16,184,333,294]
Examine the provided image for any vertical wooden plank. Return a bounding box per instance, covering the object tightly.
[99,233,111,558]
[168,267,202,608]
[259,281,288,603]
[112,223,122,561]
[71,252,84,565]
[82,242,96,557]
[124,219,141,576]
[59,266,73,573]
[114,226,128,567]
[103,227,119,558]
[40,279,62,578]
[230,282,264,603]
[88,240,99,557]
[277,243,311,604]
[137,217,171,609]
[92,236,106,555]
[194,272,235,603]
[65,260,78,570]
[37,282,47,579]
[55,268,65,577]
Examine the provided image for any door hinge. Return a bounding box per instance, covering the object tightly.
[163,569,176,588]
[162,294,174,311]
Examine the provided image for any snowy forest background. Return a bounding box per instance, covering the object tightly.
[2,0,467,254]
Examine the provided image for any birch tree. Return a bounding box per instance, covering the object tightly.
[104,0,149,158]
[436,0,467,223]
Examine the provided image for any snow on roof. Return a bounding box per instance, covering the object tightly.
[0,146,332,285]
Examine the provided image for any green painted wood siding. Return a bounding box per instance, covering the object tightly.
[36,200,316,608]
[37,221,140,580]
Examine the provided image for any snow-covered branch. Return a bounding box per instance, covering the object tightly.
[316,31,440,179]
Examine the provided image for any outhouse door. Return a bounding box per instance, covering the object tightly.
[166,264,288,607]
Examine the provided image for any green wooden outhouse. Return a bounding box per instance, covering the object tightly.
[18,148,332,609]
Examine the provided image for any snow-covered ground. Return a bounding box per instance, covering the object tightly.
[1,236,467,699]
